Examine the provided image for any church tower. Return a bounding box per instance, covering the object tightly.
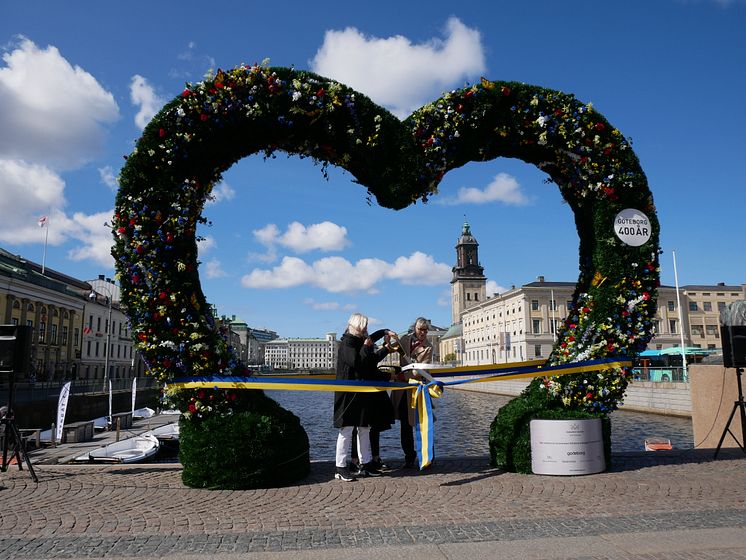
[451,221,487,324]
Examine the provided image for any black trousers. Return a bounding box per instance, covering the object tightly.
[398,395,416,462]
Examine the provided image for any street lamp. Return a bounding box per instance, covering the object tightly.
[89,288,113,394]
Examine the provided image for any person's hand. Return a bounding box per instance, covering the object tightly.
[364,337,373,347]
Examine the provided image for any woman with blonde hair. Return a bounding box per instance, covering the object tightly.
[333,312,394,481]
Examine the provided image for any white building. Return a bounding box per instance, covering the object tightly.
[264,333,338,372]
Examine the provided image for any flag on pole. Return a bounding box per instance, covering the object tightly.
[55,382,72,443]
[38,215,48,227]
[131,377,137,415]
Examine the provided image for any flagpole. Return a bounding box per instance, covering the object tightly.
[672,250,688,381]
[39,216,49,275]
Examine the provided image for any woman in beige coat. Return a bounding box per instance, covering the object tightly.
[390,317,433,468]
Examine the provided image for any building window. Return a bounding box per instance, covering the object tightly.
[39,321,46,343]
[50,324,58,344]
[718,302,727,313]
[706,325,719,337]
[95,341,100,357]
[466,293,471,301]
[668,301,675,311]
[703,302,712,312]
[669,319,677,334]
[532,319,541,334]
[97,317,101,332]
[689,302,698,311]
[474,293,479,301]
[691,325,703,337]
[62,326,68,345]
[531,300,539,311]
[534,345,542,357]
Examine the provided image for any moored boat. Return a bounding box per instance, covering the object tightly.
[143,422,179,442]
[72,433,160,463]
[644,437,673,451]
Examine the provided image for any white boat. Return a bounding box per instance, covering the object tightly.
[644,437,673,451]
[133,407,156,419]
[143,422,179,442]
[73,434,160,463]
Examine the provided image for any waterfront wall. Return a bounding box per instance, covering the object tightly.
[7,389,160,429]
[454,378,692,417]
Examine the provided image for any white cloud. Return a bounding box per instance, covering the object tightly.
[303,298,341,311]
[204,259,227,279]
[197,235,216,255]
[253,221,350,254]
[169,42,216,80]
[130,74,166,130]
[241,251,451,293]
[311,17,486,118]
[388,252,452,285]
[437,173,532,206]
[65,210,116,268]
[206,181,236,206]
[0,159,67,244]
[0,37,119,170]
[99,165,118,191]
[486,280,509,297]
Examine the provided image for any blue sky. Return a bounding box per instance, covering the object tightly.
[1,0,745,338]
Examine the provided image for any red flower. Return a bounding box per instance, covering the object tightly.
[501,86,511,96]
[595,122,605,131]
[188,403,196,413]
[316,87,325,97]
[181,89,191,97]
[159,128,166,138]
[642,292,651,300]
[197,390,205,399]
[200,114,208,121]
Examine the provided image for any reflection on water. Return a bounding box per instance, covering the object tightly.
[266,388,694,461]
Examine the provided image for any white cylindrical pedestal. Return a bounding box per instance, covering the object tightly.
[530,418,605,475]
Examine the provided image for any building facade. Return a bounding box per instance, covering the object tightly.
[84,276,143,384]
[1,248,88,381]
[264,333,338,372]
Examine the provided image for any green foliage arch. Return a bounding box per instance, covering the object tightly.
[114,63,659,483]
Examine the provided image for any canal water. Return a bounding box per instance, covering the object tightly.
[266,388,694,461]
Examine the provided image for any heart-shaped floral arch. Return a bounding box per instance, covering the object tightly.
[113,63,659,485]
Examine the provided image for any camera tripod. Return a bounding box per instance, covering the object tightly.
[714,366,746,459]
[1,371,38,482]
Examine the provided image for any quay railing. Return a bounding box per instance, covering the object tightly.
[0,376,158,404]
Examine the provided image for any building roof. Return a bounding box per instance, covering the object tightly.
[0,246,92,298]
[440,323,463,340]
[682,284,743,292]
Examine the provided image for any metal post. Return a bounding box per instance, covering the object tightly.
[104,297,112,395]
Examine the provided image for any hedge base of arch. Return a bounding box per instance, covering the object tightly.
[179,392,309,489]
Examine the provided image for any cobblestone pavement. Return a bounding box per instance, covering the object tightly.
[0,450,746,560]
[1,449,745,559]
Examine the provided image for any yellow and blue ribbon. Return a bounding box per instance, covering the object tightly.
[170,357,631,471]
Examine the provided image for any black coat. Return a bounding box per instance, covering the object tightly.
[333,332,395,429]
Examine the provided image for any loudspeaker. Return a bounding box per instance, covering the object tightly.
[0,324,32,374]
[721,325,746,368]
